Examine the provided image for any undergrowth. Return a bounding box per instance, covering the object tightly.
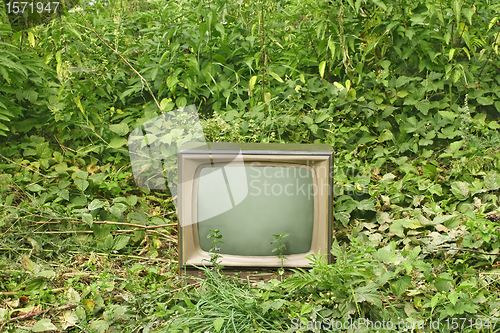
[2,0,500,331]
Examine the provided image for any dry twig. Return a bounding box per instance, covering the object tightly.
[0,304,76,328]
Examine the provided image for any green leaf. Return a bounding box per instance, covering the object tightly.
[484,171,500,190]
[449,140,464,153]
[477,96,494,105]
[58,189,69,201]
[24,90,38,103]
[319,61,326,79]
[90,319,109,332]
[21,253,37,273]
[32,319,58,332]
[109,137,128,148]
[82,213,93,227]
[393,276,412,296]
[109,123,129,136]
[112,236,130,251]
[374,244,405,264]
[378,129,394,142]
[104,234,114,249]
[301,303,313,315]
[166,75,179,90]
[93,224,111,239]
[372,0,387,11]
[269,71,284,83]
[36,270,55,278]
[433,214,460,228]
[449,68,460,83]
[397,90,408,98]
[66,25,82,40]
[431,293,441,308]
[334,212,350,227]
[88,199,106,211]
[409,246,421,260]
[489,17,499,31]
[435,273,454,292]
[160,98,175,112]
[110,203,127,217]
[452,0,462,24]
[199,22,208,38]
[303,116,313,126]
[381,106,396,118]
[438,126,461,139]
[75,179,89,192]
[25,277,47,291]
[463,7,474,25]
[73,170,88,179]
[176,96,187,107]
[448,48,456,62]
[415,100,431,115]
[249,76,258,95]
[260,299,286,314]
[213,318,224,333]
[390,218,421,238]
[89,173,106,184]
[396,76,411,87]
[27,184,44,192]
[438,110,457,120]
[358,199,375,211]
[450,181,470,200]
[314,112,329,123]
[419,138,433,146]
[215,23,225,40]
[214,318,224,333]
[448,291,459,306]
[428,184,443,196]
[489,121,500,129]
[328,39,336,59]
[354,283,382,307]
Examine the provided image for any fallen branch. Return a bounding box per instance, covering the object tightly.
[33,219,177,230]
[0,304,76,327]
[66,251,172,262]
[434,247,500,256]
[0,153,56,179]
[0,287,67,296]
[26,229,177,243]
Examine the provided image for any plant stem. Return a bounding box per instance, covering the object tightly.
[479,29,500,77]
[0,304,77,326]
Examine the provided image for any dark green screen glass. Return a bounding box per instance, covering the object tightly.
[197,165,314,256]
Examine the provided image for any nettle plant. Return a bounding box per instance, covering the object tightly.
[205,228,224,272]
[272,232,289,278]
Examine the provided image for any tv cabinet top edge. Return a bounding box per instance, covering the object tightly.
[179,142,334,155]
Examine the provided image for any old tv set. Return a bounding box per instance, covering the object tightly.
[178,142,333,273]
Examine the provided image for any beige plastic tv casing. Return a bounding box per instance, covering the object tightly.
[178,143,333,269]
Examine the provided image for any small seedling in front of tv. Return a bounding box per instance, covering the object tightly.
[272,233,289,280]
[204,229,224,273]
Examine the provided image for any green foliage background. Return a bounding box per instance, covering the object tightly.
[1,0,500,331]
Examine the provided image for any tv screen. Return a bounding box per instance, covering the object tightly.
[178,142,333,270]
[197,165,314,256]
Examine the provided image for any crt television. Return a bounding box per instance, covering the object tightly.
[178,142,333,272]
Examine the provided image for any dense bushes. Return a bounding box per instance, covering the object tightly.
[2,0,500,331]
